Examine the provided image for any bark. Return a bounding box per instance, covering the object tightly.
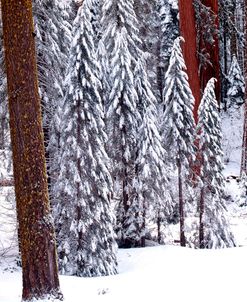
[200,0,221,102]
[241,0,247,176]
[178,0,201,123]
[177,158,186,247]
[199,187,205,248]
[1,1,62,301]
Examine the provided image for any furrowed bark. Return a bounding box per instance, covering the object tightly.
[1,1,62,300]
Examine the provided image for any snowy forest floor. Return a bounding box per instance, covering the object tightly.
[1,163,247,302]
[1,245,247,302]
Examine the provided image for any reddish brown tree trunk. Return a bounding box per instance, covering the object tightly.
[179,0,201,123]
[1,1,62,300]
[177,158,186,247]
[241,0,247,176]
[200,0,221,102]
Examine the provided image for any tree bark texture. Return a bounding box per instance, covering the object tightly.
[200,0,221,102]
[178,0,201,123]
[1,1,62,301]
[241,0,247,176]
[177,158,186,247]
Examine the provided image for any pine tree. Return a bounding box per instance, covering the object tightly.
[162,37,196,246]
[240,0,247,175]
[197,78,235,248]
[54,0,117,277]
[33,0,72,193]
[134,0,161,99]
[159,0,179,73]
[125,55,169,246]
[227,55,245,107]
[101,0,145,248]
[1,0,62,300]
[101,0,142,64]
[0,25,8,150]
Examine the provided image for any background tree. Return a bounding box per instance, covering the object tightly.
[162,37,196,247]
[101,0,143,248]
[54,0,118,277]
[227,55,245,108]
[194,0,221,102]
[33,0,72,196]
[1,0,62,300]
[197,78,235,248]
[240,0,247,175]
[158,0,179,101]
[178,0,201,122]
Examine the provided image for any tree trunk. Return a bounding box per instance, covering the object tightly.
[157,209,161,244]
[1,1,62,301]
[199,186,205,248]
[178,0,201,123]
[177,158,186,247]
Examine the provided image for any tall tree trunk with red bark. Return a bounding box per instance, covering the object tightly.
[1,1,62,300]
[178,0,201,123]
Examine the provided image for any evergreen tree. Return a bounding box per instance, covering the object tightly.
[158,0,179,100]
[0,25,8,150]
[54,0,117,277]
[227,55,245,107]
[122,55,169,246]
[106,26,141,248]
[134,0,161,99]
[162,37,196,246]
[101,0,142,64]
[33,0,72,194]
[159,0,179,73]
[101,0,145,248]
[197,78,235,248]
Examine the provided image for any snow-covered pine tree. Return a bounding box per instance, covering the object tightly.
[162,37,196,247]
[33,0,72,194]
[0,29,8,150]
[101,0,145,248]
[197,78,235,248]
[227,55,245,108]
[54,0,117,277]
[132,56,171,245]
[134,0,161,99]
[158,0,179,93]
[106,26,142,248]
[101,0,142,64]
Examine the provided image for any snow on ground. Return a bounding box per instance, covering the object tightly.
[1,245,247,302]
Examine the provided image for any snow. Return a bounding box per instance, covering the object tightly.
[1,245,247,302]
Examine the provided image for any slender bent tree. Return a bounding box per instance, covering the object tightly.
[197,78,235,248]
[162,37,196,247]
[1,1,62,301]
